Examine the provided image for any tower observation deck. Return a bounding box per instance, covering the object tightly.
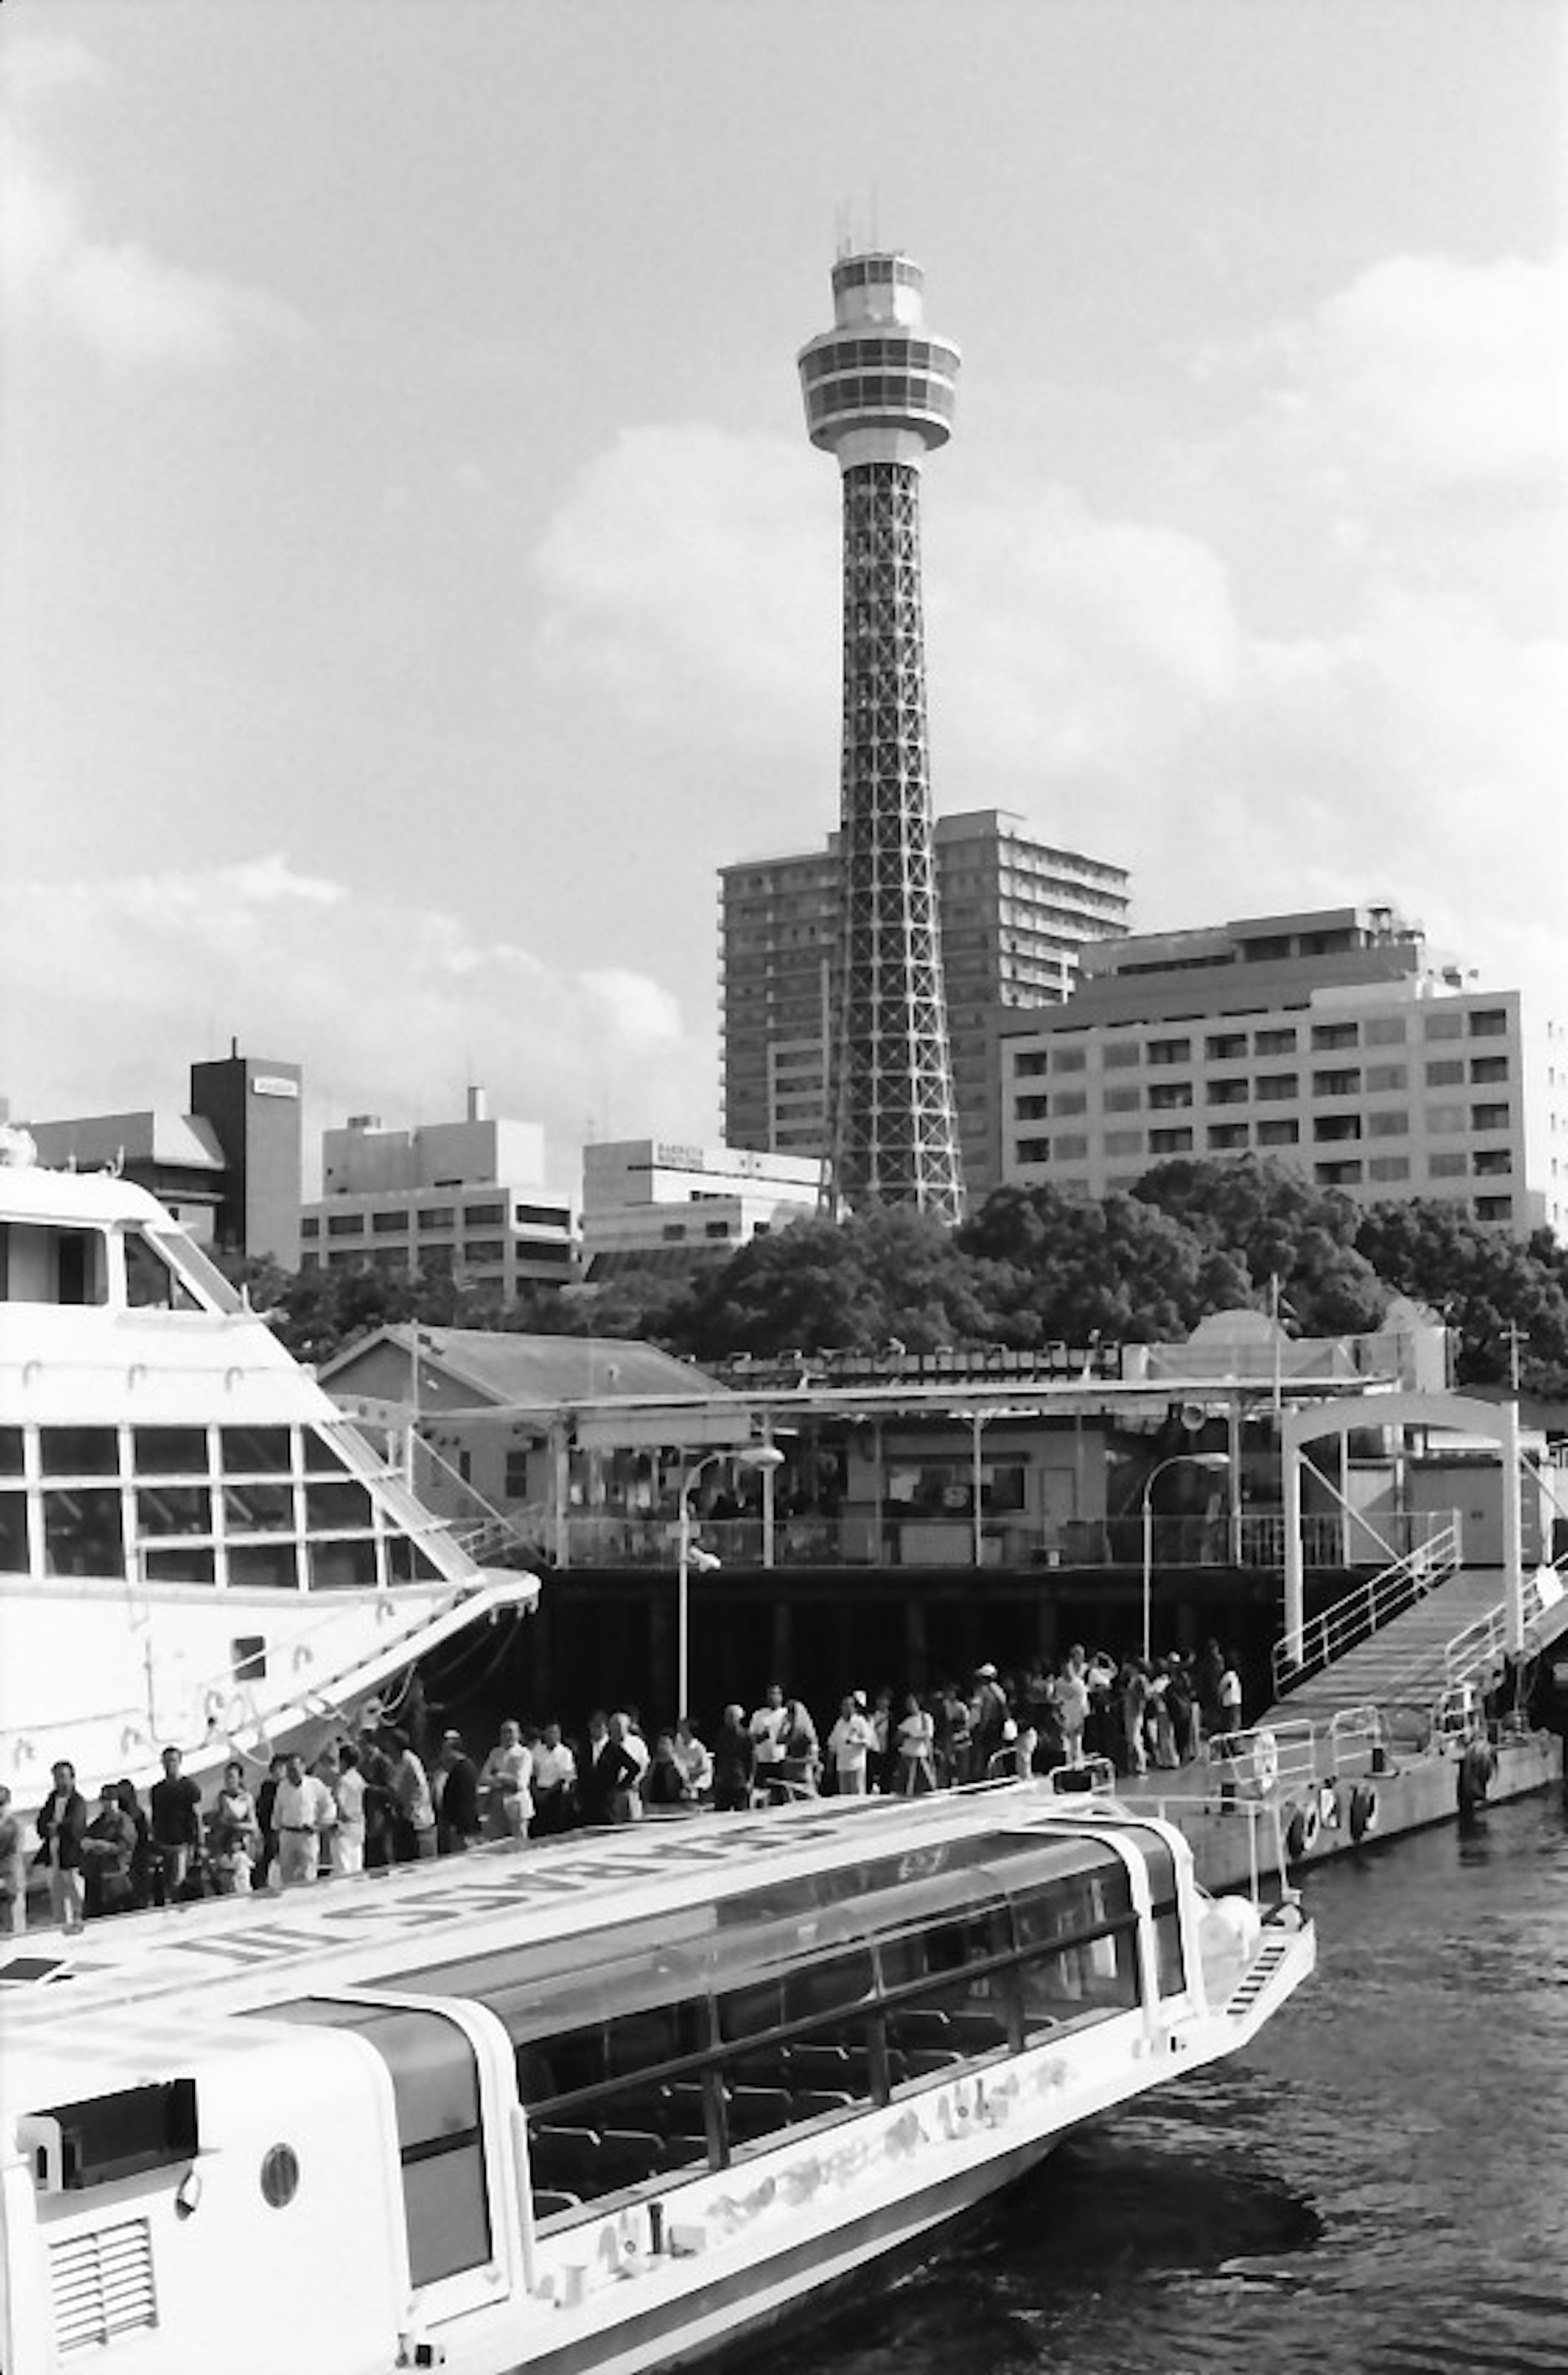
[797,249,966,1224]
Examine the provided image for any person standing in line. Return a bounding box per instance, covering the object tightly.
[894,1693,938,1795]
[969,1664,1009,1782]
[530,1720,577,1837]
[1216,1657,1244,1738]
[81,1784,138,1920]
[711,1706,756,1812]
[433,1731,482,1855]
[578,1710,639,1828]
[779,1697,820,1798]
[114,1781,155,1909]
[480,1718,533,1841]
[749,1683,791,1798]
[1050,1651,1091,1773]
[273,1752,335,1886]
[827,1693,877,1796]
[1121,1659,1151,1777]
[608,1713,646,1822]
[640,1731,693,1811]
[388,1729,438,1860]
[255,1753,288,1888]
[672,1717,713,1804]
[148,1744,203,1904]
[0,1785,28,1934]
[330,1743,367,1875]
[356,1731,397,1869]
[35,1760,89,1933]
[208,1760,261,1896]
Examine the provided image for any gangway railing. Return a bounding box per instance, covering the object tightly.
[1394,1553,1568,1703]
[1270,1521,1461,1698]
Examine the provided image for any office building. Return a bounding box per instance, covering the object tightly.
[581,1138,822,1278]
[994,904,1567,1241]
[300,1087,576,1296]
[720,810,1130,1199]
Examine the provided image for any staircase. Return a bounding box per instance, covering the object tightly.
[1262,1559,1568,1728]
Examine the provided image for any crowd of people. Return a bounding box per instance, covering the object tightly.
[0,1643,1246,1938]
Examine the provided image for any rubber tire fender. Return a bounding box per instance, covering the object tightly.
[1284,1798,1321,1860]
[1348,1783,1379,1842]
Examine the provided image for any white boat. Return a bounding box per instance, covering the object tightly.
[0,1140,537,1812]
[0,1779,1314,2374]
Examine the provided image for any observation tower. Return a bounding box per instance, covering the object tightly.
[798,248,966,1223]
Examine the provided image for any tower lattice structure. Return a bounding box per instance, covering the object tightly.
[798,249,965,1224]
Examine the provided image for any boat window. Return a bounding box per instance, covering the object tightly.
[1111,1826,1186,1997]
[303,1428,359,1476]
[144,1547,217,1584]
[134,1484,213,1538]
[132,1426,209,1477]
[223,1482,295,1531]
[140,1228,241,1315]
[40,1427,119,1478]
[228,1543,300,1590]
[999,1840,1134,1948]
[304,1479,375,1531]
[387,1535,443,1583]
[0,1428,22,1476]
[1017,1928,1140,2036]
[307,1538,379,1590]
[221,1427,293,1476]
[258,2001,490,2291]
[44,1488,125,1578]
[124,1230,205,1311]
[0,1222,107,1306]
[0,1490,27,1573]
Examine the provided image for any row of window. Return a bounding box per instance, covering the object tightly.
[304,1201,569,1240]
[1011,1008,1510,1075]
[805,377,958,424]
[801,337,959,383]
[1016,1104,1514,1143]
[1016,1128,1517,1180]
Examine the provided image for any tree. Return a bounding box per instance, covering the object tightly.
[1353,1200,1568,1398]
[1132,1155,1389,1334]
[958,1183,1252,1345]
[664,1206,993,1361]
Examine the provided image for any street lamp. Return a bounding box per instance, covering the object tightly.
[1140,1451,1232,1664]
[676,1444,784,1719]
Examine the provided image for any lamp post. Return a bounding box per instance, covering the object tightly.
[1140,1452,1231,1664]
[677,1444,784,1719]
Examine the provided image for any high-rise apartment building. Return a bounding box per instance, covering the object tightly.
[720,810,1130,1200]
[993,903,1567,1242]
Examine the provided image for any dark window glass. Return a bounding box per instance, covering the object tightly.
[135,1485,212,1538]
[224,1483,295,1532]
[0,1427,23,1478]
[44,1487,125,1577]
[222,1427,292,1476]
[227,1542,299,1590]
[143,1546,217,1584]
[133,1427,209,1477]
[309,1538,378,1590]
[41,1427,119,1477]
[303,1431,354,1477]
[387,1535,443,1583]
[0,1489,28,1572]
[305,1480,375,1532]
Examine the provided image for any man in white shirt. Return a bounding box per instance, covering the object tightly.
[530,1722,577,1838]
[749,1683,790,1780]
[274,1754,335,1887]
[826,1694,876,1795]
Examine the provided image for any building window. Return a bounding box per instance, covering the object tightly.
[1147,1039,1191,1066]
[1311,1021,1360,1050]
[418,1207,455,1230]
[1256,1119,1300,1146]
[1148,1128,1194,1154]
[1147,1082,1193,1111]
[300,1215,320,1240]
[1468,1009,1508,1038]
[1015,1095,1050,1121]
[1472,1150,1512,1178]
[1365,1064,1407,1093]
[660,1223,687,1242]
[1205,1033,1247,1061]
[1102,1041,1140,1069]
[1364,1016,1406,1046]
[1314,1114,1362,1142]
[1016,1137,1050,1164]
[1254,1028,1296,1055]
[326,1213,365,1237]
[465,1240,506,1262]
[1424,1012,1464,1041]
[1013,1052,1049,1077]
[1207,1078,1249,1105]
[1428,1151,1468,1178]
[464,1202,505,1227]
[1475,1194,1514,1222]
[1208,1124,1250,1151]
[372,1210,410,1234]
[1312,1069,1361,1098]
[1104,1129,1143,1156]
[1368,1111,1409,1137]
[1053,1135,1089,1160]
[1469,1056,1509,1085]
[1103,1088,1140,1113]
[1470,1104,1510,1133]
[704,1220,733,1239]
[1316,1160,1363,1186]
[1256,1075,1299,1102]
[301,1251,321,1270]
[1427,1106,1466,1135]
[1052,1047,1087,1072]
[1368,1155,1411,1182]
[1425,1059,1464,1086]
[515,1203,571,1229]
[1053,1090,1087,1115]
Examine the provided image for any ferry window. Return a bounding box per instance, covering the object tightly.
[877,1900,1009,1994]
[303,1429,356,1476]
[1006,1848,1133,1948]
[124,1231,200,1311]
[0,1427,22,1476]
[144,1229,241,1315]
[228,1542,300,1590]
[1016,1929,1140,2034]
[41,1427,119,1478]
[144,1546,216,1583]
[781,1947,875,2025]
[387,1535,443,1583]
[0,1490,27,1573]
[133,1426,209,1476]
[44,1487,125,1577]
[0,1222,107,1305]
[223,1426,292,1476]
[308,1538,378,1590]
[305,1480,375,1531]
[135,1483,213,1537]
[224,1482,295,1531]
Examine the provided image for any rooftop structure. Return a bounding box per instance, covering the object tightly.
[580,1137,822,1280]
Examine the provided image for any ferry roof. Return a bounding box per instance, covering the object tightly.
[0,1785,1161,2099]
[0,1160,182,1229]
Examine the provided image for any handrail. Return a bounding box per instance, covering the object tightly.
[1270,1522,1461,1697]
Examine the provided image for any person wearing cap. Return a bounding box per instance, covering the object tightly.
[434,1731,481,1854]
[970,1664,1009,1781]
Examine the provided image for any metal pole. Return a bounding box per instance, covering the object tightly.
[676,1458,703,1724]
[1141,1475,1155,1664]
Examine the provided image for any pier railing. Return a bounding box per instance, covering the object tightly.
[1268,1522,1462,1698]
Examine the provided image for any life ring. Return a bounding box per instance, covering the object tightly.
[1348,1783,1379,1842]
[1284,1798,1320,1860]
[1251,1729,1280,1793]
[1316,1781,1340,1831]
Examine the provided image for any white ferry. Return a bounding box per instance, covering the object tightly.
[0,1142,537,1810]
[0,1781,1314,2375]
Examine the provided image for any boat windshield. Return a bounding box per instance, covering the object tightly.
[132,1227,242,1315]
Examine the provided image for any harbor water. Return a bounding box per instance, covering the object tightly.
[749,1791,1568,2375]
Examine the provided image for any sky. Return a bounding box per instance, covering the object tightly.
[2,0,1564,1196]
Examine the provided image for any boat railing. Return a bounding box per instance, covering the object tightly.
[1109,1787,1286,1904]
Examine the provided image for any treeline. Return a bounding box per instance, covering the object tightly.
[233,1159,1568,1400]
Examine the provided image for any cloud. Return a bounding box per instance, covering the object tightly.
[0,861,714,1190]
[0,65,308,370]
